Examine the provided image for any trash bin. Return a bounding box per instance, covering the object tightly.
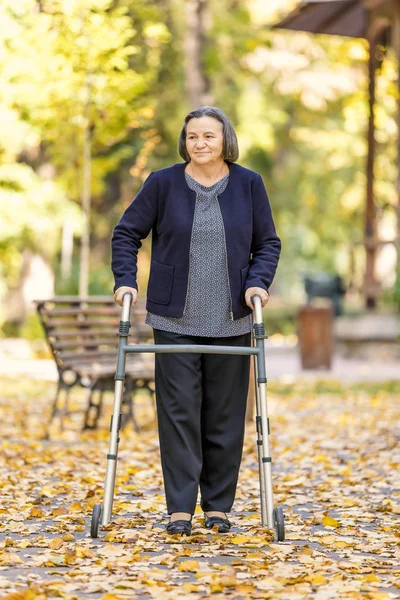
[298,300,334,369]
[303,272,346,317]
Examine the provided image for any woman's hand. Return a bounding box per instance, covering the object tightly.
[245,286,270,310]
[114,286,138,307]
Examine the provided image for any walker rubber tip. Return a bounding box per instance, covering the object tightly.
[90,504,102,538]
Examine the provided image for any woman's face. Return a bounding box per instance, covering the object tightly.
[185,116,224,165]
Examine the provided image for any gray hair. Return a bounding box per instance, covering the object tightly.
[178,106,239,163]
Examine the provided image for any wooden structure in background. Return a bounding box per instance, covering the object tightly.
[273,0,400,309]
[298,302,334,369]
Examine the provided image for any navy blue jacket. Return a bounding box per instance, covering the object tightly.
[111,162,281,320]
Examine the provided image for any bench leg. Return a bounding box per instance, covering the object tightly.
[46,381,71,437]
[122,379,140,434]
[82,382,104,430]
[143,381,157,422]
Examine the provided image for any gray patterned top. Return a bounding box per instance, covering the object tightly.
[145,171,252,337]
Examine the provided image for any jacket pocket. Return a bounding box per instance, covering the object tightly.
[147,260,174,305]
[240,265,250,307]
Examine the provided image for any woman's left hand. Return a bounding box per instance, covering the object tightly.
[245,286,270,309]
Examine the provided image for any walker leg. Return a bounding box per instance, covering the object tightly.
[90,293,132,537]
[252,296,285,540]
[257,376,275,530]
[101,379,124,526]
[253,351,268,527]
[254,338,275,529]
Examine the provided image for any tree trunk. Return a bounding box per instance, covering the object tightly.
[394,9,400,299]
[4,250,54,327]
[365,33,378,309]
[79,82,91,298]
[61,218,74,280]
[183,0,213,108]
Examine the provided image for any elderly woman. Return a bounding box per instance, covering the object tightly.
[111,106,281,536]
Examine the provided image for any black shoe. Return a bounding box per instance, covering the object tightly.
[166,519,192,536]
[204,515,231,533]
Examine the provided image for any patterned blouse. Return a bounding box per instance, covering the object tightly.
[145,171,252,337]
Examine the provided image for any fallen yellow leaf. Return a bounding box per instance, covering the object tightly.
[319,535,336,545]
[314,454,330,463]
[230,535,251,545]
[64,549,76,565]
[178,560,199,572]
[335,540,352,548]
[0,589,39,600]
[236,584,255,593]
[0,552,24,566]
[116,502,132,511]
[29,507,45,518]
[76,546,95,559]
[220,575,237,588]
[182,583,199,593]
[363,574,381,582]
[322,515,339,528]
[49,538,64,550]
[308,574,328,586]
[52,506,67,516]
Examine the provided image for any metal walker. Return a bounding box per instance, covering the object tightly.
[90,292,285,541]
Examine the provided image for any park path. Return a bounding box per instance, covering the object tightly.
[0,369,399,599]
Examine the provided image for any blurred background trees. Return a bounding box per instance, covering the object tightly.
[1,0,399,336]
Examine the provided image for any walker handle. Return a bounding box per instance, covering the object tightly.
[251,294,263,325]
[121,292,133,322]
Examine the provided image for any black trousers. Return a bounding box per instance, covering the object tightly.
[153,328,251,516]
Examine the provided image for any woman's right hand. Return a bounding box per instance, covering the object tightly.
[114,286,138,307]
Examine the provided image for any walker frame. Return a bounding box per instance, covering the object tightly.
[90,293,285,541]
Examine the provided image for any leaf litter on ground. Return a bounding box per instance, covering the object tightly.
[0,376,399,598]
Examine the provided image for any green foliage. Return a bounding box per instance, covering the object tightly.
[0,0,169,308]
[269,378,400,397]
[3,0,162,198]
[19,313,46,343]
[0,163,81,286]
[0,0,398,326]
[53,255,113,296]
[393,266,400,309]
[262,304,298,336]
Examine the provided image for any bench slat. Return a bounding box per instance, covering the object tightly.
[72,367,153,379]
[41,308,123,317]
[35,296,147,305]
[44,318,120,328]
[48,328,121,339]
[63,357,153,373]
[36,296,117,304]
[59,349,118,361]
[53,338,152,350]
[59,350,154,362]
[48,326,150,336]
[53,339,119,350]
[62,355,152,368]
[43,316,148,328]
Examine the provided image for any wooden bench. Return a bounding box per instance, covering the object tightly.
[34,296,155,434]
